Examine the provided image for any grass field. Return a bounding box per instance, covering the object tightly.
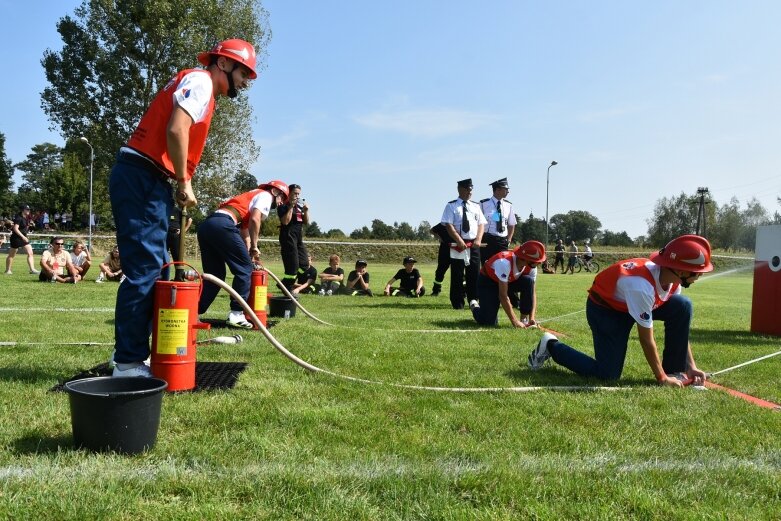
[1,255,779,520]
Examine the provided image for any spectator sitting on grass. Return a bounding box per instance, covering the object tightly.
[317,254,343,295]
[346,259,373,296]
[70,240,92,280]
[96,246,123,283]
[384,256,426,297]
[291,254,318,295]
[40,236,80,283]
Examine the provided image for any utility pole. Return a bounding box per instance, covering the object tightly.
[695,187,710,237]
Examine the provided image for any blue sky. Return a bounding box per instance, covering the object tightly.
[2,0,780,238]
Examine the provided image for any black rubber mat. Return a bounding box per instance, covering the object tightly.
[51,361,248,393]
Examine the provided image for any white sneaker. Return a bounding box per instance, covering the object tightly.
[29,269,40,275]
[326,289,333,296]
[227,312,253,329]
[4,270,11,275]
[528,332,557,370]
[469,299,480,311]
[317,289,326,296]
[112,362,152,378]
[96,274,105,283]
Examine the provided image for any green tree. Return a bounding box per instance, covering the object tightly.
[325,228,346,239]
[305,221,323,238]
[350,226,371,240]
[40,0,270,216]
[15,143,64,212]
[549,211,601,244]
[394,221,416,241]
[370,219,396,240]
[646,193,698,247]
[517,213,546,243]
[415,220,433,241]
[0,133,14,216]
[601,230,634,247]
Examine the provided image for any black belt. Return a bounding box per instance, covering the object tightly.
[118,150,172,183]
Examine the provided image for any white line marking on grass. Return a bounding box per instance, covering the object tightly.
[2,453,780,481]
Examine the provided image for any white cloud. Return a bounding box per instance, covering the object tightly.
[353,109,499,138]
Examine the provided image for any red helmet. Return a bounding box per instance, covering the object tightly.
[515,240,547,264]
[197,39,258,79]
[258,180,289,203]
[650,234,713,273]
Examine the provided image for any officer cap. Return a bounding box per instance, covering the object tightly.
[490,178,509,189]
[457,178,473,189]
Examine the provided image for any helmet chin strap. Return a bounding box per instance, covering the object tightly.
[225,63,239,98]
[678,270,693,288]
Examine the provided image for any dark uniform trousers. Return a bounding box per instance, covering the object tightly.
[279,227,309,288]
[480,234,509,266]
[430,223,451,295]
[449,244,480,309]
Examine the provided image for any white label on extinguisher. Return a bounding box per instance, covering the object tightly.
[156,308,189,355]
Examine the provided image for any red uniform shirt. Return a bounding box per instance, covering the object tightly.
[589,258,680,313]
[481,251,533,284]
[127,69,215,180]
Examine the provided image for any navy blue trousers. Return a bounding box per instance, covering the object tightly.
[549,294,693,380]
[109,155,173,364]
[471,272,534,325]
[197,213,253,315]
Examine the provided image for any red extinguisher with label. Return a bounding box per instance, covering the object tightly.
[247,263,268,328]
[150,262,210,392]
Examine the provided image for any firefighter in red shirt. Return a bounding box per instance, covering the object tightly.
[108,39,258,378]
[527,235,713,387]
[471,241,545,328]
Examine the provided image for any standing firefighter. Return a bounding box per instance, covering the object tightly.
[527,235,713,387]
[198,181,289,327]
[109,39,258,377]
[277,184,310,291]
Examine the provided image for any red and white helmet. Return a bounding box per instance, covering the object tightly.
[650,234,713,273]
[198,39,258,79]
[258,180,289,203]
[515,240,547,264]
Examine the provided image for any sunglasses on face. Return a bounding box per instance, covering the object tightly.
[54,242,64,246]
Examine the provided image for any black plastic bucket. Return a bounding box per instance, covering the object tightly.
[269,296,296,318]
[65,376,167,454]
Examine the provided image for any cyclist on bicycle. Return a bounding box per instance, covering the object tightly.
[583,241,594,270]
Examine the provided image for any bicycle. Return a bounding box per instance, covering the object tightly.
[573,256,600,274]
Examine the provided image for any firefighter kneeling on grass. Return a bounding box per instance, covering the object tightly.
[527,234,713,388]
[470,240,546,328]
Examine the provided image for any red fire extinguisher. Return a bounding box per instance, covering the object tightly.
[151,262,210,392]
[247,266,268,328]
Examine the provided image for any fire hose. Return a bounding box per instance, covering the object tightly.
[202,272,624,393]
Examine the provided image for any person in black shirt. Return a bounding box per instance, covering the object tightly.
[346,259,373,296]
[318,254,344,295]
[384,256,426,297]
[277,184,310,290]
[5,204,39,275]
[292,254,318,295]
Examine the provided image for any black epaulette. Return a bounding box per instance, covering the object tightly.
[504,199,512,205]
[448,199,457,204]
[480,198,490,203]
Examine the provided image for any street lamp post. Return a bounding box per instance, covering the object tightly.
[545,160,558,248]
[79,137,94,252]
